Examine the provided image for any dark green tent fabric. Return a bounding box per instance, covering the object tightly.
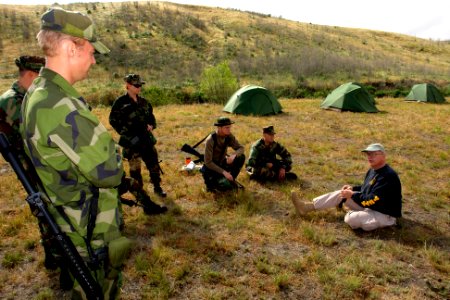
[223,85,282,116]
[321,82,378,113]
[405,83,446,103]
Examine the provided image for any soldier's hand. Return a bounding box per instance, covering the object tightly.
[340,189,353,199]
[226,154,236,164]
[147,124,153,132]
[266,162,273,168]
[278,168,286,180]
[223,171,234,181]
[342,185,352,191]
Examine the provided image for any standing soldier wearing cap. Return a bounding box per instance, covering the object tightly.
[0,56,59,270]
[109,73,167,198]
[201,116,245,192]
[20,7,131,299]
[291,143,402,231]
[0,56,44,155]
[246,125,297,182]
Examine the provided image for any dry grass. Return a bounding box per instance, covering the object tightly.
[1,98,449,299]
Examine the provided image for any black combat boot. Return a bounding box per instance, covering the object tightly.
[154,186,167,198]
[136,190,167,215]
[150,170,167,197]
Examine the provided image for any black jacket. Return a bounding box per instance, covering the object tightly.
[351,164,402,217]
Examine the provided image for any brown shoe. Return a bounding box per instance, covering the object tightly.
[291,191,315,215]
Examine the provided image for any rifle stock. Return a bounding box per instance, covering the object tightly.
[0,133,103,300]
[181,143,204,162]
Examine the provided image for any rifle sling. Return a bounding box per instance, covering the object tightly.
[192,132,213,149]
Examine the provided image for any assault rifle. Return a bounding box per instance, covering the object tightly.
[0,133,103,299]
[180,132,210,163]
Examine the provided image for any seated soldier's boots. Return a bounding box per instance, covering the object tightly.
[285,172,298,180]
[291,191,315,215]
[206,185,219,193]
[154,186,167,198]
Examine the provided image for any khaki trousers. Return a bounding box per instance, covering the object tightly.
[313,190,396,231]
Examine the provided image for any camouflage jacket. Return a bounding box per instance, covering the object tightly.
[20,68,124,251]
[0,81,26,151]
[109,93,156,148]
[247,138,292,169]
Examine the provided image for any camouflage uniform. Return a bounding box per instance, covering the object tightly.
[0,55,45,154]
[246,126,295,182]
[21,8,130,299]
[109,75,165,196]
[0,81,27,153]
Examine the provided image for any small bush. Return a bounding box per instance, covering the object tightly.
[199,61,239,104]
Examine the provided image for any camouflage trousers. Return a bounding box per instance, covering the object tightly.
[247,161,292,182]
[47,194,131,300]
[124,145,161,188]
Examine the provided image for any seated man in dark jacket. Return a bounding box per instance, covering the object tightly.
[201,117,245,192]
[246,125,297,182]
[292,143,402,231]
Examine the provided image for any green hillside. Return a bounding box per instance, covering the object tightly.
[0,1,449,103]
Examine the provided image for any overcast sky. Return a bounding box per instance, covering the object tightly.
[3,0,449,40]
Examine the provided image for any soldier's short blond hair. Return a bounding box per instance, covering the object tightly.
[36,30,86,57]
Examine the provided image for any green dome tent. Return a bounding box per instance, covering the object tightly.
[405,83,446,103]
[321,82,378,113]
[223,85,282,116]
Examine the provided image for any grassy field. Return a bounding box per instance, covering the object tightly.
[0,98,449,299]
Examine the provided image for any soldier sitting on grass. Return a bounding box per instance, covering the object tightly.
[201,117,245,192]
[246,125,297,182]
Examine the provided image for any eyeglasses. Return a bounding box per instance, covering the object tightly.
[133,84,142,88]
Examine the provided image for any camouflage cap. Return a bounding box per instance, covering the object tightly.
[15,56,45,73]
[124,74,145,85]
[40,8,110,54]
[263,125,276,135]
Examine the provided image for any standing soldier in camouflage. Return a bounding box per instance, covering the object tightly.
[0,56,59,270]
[20,8,131,299]
[201,116,245,192]
[0,56,44,156]
[109,74,167,198]
[246,125,297,182]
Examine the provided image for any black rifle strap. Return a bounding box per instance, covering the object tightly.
[192,132,213,149]
[54,195,99,268]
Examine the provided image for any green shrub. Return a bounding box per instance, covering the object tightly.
[199,61,239,104]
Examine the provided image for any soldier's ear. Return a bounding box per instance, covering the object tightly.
[61,39,76,58]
